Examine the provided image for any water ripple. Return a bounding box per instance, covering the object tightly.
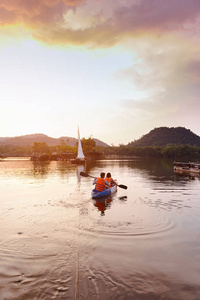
[80,214,175,238]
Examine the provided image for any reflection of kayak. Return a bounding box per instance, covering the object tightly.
[91,185,117,199]
[94,197,113,215]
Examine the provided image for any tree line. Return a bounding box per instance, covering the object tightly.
[0,137,96,158]
[100,144,200,159]
[1,140,200,160]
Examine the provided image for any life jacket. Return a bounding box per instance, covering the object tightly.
[105,177,111,184]
[95,177,106,192]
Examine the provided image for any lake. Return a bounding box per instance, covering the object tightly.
[0,158,200,300]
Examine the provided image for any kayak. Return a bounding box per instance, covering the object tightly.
[91,184,117,199]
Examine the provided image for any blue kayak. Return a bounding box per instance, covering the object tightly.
[91,185,117,199]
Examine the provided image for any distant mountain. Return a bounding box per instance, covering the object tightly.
[130,127,200,147]
[0,134,109,147]
[93,138,109,147]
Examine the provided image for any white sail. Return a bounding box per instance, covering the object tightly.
[77,127,85,159]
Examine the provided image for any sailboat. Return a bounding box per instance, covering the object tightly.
[71,127,85,164]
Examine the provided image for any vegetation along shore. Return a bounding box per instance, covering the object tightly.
[1,127,200,160]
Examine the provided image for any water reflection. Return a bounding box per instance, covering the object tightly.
[122,158,174,181]
[84,158,175,182]
[93,197,113,216]
[93,195,128,216]
[118,195,127,201]
[1,158,200,299]
[174,173,200,181]
[32,160,51,178]
[31,161,86,181]
[77,165,85,183]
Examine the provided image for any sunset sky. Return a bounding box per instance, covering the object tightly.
[0,0,200,145]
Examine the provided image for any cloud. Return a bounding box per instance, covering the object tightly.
[0,0,85,26]
[116,36,191,92]
[186,60,200,82]
[114,0,200,32]
[1,0,200,47]
[113,34,200,138]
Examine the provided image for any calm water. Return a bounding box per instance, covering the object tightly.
[0,158,200,300]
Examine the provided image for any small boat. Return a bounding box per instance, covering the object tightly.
[92,184,117,199]
[174,161,200,175]
[71,127,85,164]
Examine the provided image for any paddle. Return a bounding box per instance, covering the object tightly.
[80,172,128,190]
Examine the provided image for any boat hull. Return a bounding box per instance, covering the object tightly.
[70,158,85,164]
[91,185,117,199]
[174,162,200,176]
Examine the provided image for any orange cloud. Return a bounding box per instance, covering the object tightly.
[0,0,200,47]
[0,0,85,26]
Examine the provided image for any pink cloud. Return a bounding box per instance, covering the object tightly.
[114,0,200,32]
[0,0,200,46]
[186,60,200,81]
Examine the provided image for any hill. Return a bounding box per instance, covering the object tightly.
[0,134,109,147]
[130,127,200,147]
[93,138,109,147]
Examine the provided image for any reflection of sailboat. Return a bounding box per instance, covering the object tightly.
[77,164,85,182]
[71,127,85,164]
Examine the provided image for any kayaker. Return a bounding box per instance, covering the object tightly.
[105,173,116,186]
[93,172,110,191]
